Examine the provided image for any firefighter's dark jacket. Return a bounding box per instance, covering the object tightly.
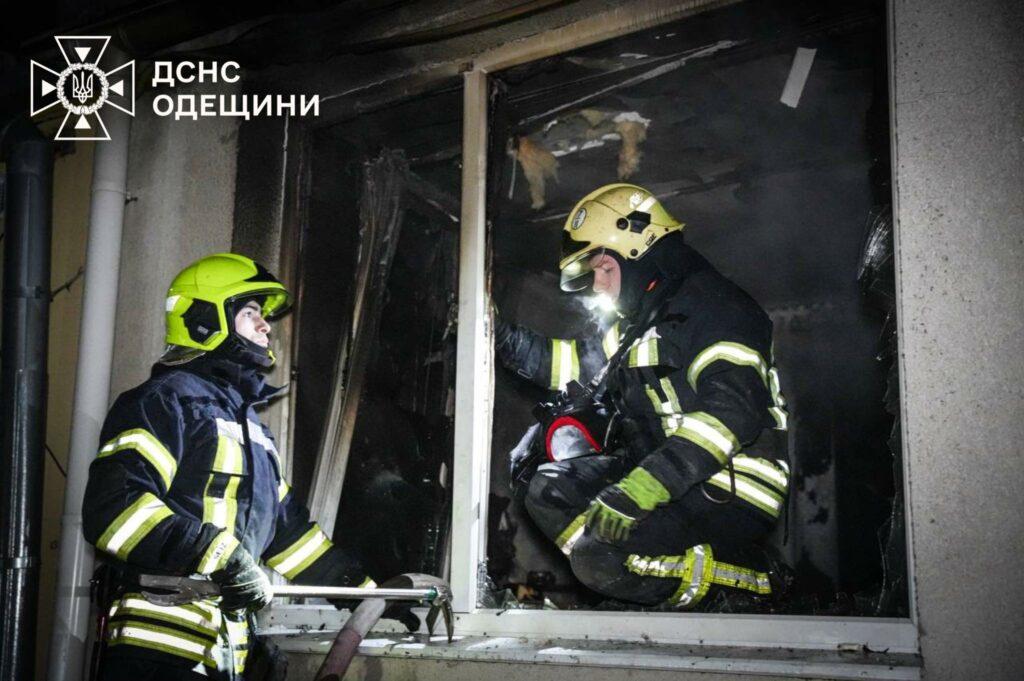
[496,248,789,516]
[82,355,366,669]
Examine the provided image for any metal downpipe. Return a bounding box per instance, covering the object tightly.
[0,117,53,681]
[47,94,131,681]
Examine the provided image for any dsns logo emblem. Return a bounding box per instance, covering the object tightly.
[30,36,135,141]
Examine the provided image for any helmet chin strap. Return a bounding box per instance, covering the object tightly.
[214,331,274,369]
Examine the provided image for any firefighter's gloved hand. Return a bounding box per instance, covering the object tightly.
[212,545,273,613]
[586,467,671,544]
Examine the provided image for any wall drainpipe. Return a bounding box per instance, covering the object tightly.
[0,117,53,681]
[47,83,131,681]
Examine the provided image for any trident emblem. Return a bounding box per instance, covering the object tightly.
[72,72,94,103]
[30,36,135,141]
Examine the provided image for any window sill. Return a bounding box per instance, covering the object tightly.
[260,606,920,680]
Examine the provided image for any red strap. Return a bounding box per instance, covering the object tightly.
[545,415,603,462]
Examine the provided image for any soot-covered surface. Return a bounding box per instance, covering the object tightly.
[293,85,463,581]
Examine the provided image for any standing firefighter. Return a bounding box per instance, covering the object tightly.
[82,254,411,680]
[498,184,790,608]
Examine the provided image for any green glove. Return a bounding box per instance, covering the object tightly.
[586,467,671,543]
[211,544,273,613]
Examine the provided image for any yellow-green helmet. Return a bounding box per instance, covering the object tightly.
[163,253,291,363]
[559,183,683,292]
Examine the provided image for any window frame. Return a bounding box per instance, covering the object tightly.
[269,0,920,662]
[447,0,918,655]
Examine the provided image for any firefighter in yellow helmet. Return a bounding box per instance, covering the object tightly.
[82,254,415,680]
[496,184,791,609]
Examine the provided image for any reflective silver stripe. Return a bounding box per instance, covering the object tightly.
[215,418,244,442]
[767,367,789,430]
[645,378,684,436]
[108,624,210,659]
[602,323,620,358]
[770,406,789,430]
[550,339,579,391]
[247,419,278,454]
[267,526,331,578]
[625,554,689,576]
[561,524,585,556]
[687,342,768,390]
[203,436,243,532]
[555,512,588,556]
[197,530,239,575]
[768,368,786,406]
[711,564,771,593]
[675,412,738,464]
[674,544,707,606]
[732,455,789,492]
[99,429,177,490]
[708,472,782,515]
[97,493,174,560]
[628,327,660,367]
[637,195,657,212]
[117,596,221,631]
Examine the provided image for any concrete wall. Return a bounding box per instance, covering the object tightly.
[109,79,241,397]
[892,0,1024,679]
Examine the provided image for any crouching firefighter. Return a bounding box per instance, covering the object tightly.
[82,254,415,680]
[498,184,791,609]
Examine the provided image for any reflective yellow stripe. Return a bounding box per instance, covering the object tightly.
[626,327,660,367]
[550,339,580,391]
[97,492,174,560]
[626,544,714,607]
[602,323,621,358]
[359,576,378,588]
[197,530,240,575]
[225,616,250,672]
[554,511,588,556]
[767,367,789,430]
[731,454,789,493]
[203,435,244,532]
[672,412,739,465]
[645,378,683,436]
[709,561,772,595]
[107,621,217,667]
[687,342,768,390]
[213,435,244,474]
[688,342,789,430]
[113,595,222,638]
[266,525,332,579]
[707,471,784,517]
[277,478,290,502]
[98,429,177,491]
[626,544,770,607]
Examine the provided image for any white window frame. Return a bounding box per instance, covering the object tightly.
[266,0,919,666]
[447,0,918,657]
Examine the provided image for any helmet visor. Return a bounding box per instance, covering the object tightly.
[228,288,292,321]
[559,247,604,293]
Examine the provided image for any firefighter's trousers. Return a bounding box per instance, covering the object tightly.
[525,454,776,607]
